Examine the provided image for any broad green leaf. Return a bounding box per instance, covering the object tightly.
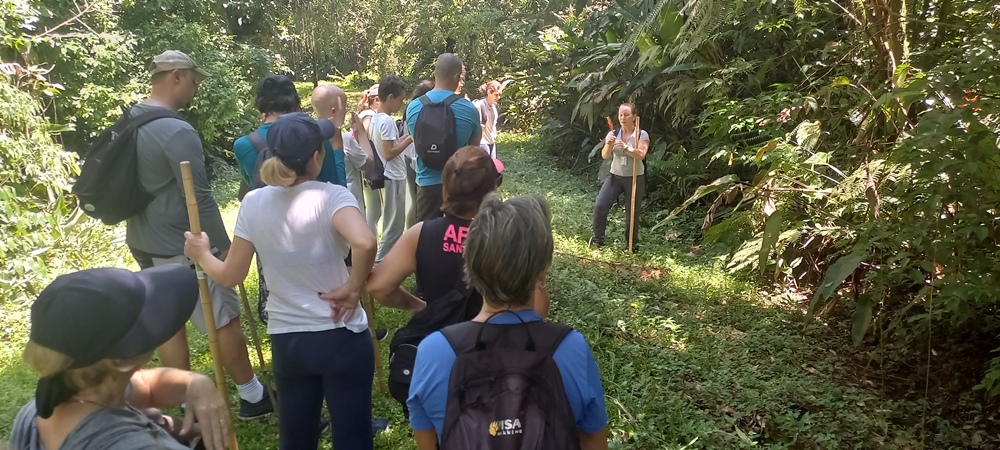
[652,175,740,230]
[803,152,830,165]
[829,76,850,87]
[807,251,867,320]
[892,64,910,88]
[755,138,780,166]
[851,294,874,346]
[759,210,783,273]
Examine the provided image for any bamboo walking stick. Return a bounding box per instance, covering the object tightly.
[363,292,388,394]
[628,116,640,252]
[180,161,240,450]
[237,282,278,417]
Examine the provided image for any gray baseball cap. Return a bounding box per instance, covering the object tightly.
[149,50,210,78]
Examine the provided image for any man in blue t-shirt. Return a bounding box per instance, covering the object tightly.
[405,53,482,222]
[407,195,609,450]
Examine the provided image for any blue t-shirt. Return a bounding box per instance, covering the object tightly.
[232,123,346,187]
[321,140,347,187]
[407,310,608,442]
[233,123,272,185]
[405,89,482,186]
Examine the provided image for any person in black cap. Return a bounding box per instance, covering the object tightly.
[9,265,231,450]
[184,112,378,450]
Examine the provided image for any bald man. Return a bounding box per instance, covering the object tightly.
[405,53,483,222]
[312,85,375,211]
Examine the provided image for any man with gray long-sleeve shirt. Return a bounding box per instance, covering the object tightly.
[127,51,273,420]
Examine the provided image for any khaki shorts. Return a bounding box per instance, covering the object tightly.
[131,248,241,334]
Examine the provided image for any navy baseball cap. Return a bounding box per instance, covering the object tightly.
[30,264,198,369]
[266,112,337,173]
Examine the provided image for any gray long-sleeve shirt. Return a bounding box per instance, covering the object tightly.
[125,104,231,256]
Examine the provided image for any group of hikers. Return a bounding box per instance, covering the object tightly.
[10,48,649,450]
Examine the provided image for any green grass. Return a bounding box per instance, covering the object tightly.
[1,133,937,448]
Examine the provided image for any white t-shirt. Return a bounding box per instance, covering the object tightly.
[342,131,368,210]
[369,112,405,180]
[235,181,368,335]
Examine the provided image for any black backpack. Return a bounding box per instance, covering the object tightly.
[413,94,461,170]
[362,127,388,190]
[73,105,180,225]
[439,318,581,450]
[388,279,475,407]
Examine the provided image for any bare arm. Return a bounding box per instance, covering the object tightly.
[384,134,414,161]
[129,368,230,450]
[627,136,649,160]
[580,427,609,450]
[414,429,438,450]
[184,233,255,288]
[601,132,615,159]
[350,113,375,171]
[368,224,426,313]
[468,129,483,147]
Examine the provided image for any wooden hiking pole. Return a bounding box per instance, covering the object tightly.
[180,161,240,450]
[628,116,640,253]
[362,292,388,394]
[237,282,278,417]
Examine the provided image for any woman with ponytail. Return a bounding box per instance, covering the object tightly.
[184,112,379,450]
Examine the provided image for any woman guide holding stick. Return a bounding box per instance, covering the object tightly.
[184,112,379,450]
[590,103,649,253]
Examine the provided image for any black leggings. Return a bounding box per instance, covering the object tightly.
[593,174,645,244]
[271,327,374,450]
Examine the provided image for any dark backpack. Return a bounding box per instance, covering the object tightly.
[439,318,581,450]
[388,279,474,407]
[413,94,461,170]
[73,105,180,225]
[362,127,388,190]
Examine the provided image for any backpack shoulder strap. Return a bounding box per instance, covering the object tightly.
[125,108,181,131]
[541,323,574,357]
[247,129,268,153]
[419,95,432,106]
[443,94,462,106]
[440,321,484,356]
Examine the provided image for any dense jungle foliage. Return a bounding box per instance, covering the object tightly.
[2,0,1000,446]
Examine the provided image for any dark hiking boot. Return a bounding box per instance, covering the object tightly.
[588,237,604,248]
[238,391,276,420]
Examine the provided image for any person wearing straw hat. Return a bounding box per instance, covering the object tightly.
[9,265,231,450]
[590,103,649,253]
[184,112,379,450]
[126,50,272,420]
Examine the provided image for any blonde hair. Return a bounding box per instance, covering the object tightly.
[23,341,151,392]
[259,156,298,187]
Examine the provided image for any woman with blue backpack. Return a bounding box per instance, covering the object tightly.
[406,194,609,450]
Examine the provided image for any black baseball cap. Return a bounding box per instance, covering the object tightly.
[266,112,337,173]
[30,264,198,369]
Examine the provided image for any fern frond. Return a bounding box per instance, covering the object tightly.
[605,0,673,74]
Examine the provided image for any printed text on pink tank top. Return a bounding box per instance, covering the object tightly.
[443,224,469,253]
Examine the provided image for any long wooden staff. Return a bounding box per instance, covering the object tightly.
[363,292,388,394]
[180,161,240,450]
[237,283,278,416]
[628,117,640,252]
